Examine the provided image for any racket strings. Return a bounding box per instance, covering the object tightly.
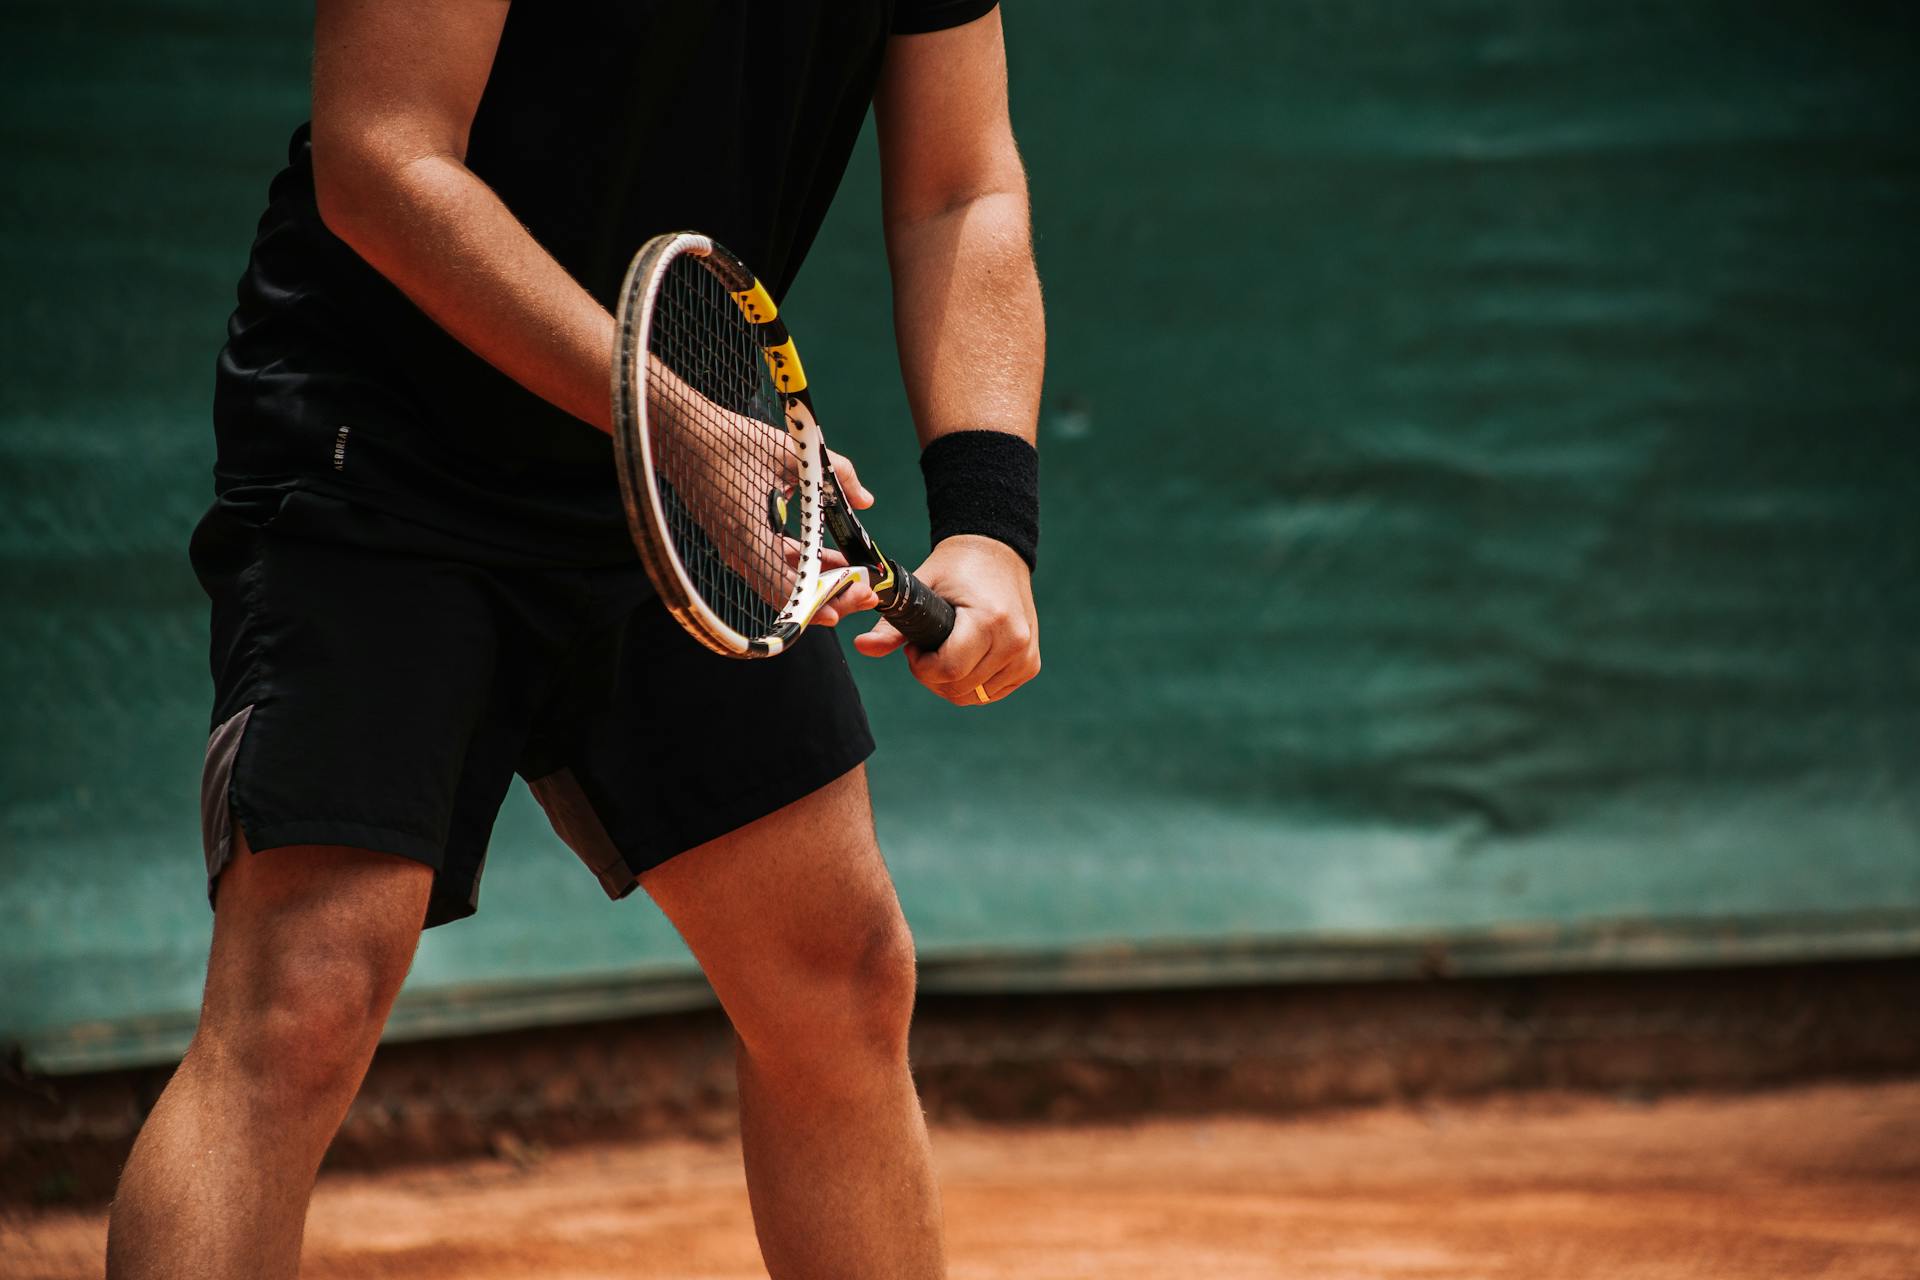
[647,256,800,639]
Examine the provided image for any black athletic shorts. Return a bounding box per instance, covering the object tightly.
[188,487,875,928]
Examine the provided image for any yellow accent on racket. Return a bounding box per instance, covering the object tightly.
[729,280,778,325]
[762,338,808,392]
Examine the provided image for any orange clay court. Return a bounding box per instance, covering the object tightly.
[9,1080,1916,1279]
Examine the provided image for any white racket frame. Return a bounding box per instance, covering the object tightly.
[613,233,865,658]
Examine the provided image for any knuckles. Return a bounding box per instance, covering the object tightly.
[927,653,972,682]
[962,605,1033,649]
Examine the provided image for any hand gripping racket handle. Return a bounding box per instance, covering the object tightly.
[877,561,956,650]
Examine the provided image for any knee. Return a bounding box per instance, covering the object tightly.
[840,911,919,1060]
[204,949,406,1105]
[744,907,919,1074]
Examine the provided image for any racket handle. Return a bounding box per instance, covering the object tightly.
[878,562,957,650]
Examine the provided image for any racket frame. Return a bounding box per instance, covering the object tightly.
[612,232,914,659]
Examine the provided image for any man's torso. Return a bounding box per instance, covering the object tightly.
[212,0,978,564]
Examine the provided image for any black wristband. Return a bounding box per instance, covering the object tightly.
[919,430,1040,572]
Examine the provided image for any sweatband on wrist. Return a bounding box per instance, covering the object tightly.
[919,430,1040,572]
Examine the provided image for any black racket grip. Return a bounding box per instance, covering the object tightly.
[878,562,956,650]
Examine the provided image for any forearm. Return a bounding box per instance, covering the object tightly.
[859,13,1042,698]
[884,189,1045,447]
[315,153,616,433]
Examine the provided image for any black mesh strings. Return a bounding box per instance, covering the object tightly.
[647,255,798,640]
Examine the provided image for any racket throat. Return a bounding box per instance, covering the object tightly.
[779,565,871,633]
[822,497,888,569]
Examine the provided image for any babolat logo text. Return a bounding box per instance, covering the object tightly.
[332,426,350,471]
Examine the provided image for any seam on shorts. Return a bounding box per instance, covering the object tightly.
[223,529,275,851]
[201,704,256,887]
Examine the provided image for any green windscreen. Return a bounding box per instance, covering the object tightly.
[4,0,1917,1072]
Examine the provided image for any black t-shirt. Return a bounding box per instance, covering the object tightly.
[212,0,997,565]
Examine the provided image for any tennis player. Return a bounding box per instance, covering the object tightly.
[105,2,1043,1276]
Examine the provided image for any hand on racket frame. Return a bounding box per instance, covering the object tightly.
[611,231,957,662]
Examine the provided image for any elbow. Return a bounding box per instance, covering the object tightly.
[310,128,433,248]
[310,132,380,244]
[883,142,1032,235]
[883,187,1034,272]
[883,183,1032,253]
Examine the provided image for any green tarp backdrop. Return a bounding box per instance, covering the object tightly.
[5,1,1918,1072]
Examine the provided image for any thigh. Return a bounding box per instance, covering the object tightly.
[637,766,910,1038]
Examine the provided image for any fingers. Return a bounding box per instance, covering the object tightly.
[783,537,851,572]
[828,450,874,509]
[854,615,906,657]
[859,616,1041,705]
[813,583,878,627]
[849,537,1040,705]
[961,656,1037,704]
[904,613,992,703]
[906,604,1040,706]
[809,571,878,628]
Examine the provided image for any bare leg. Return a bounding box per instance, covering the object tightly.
[641,766,943,1280]
[106,827,433,1280]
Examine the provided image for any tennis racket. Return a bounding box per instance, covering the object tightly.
[611,231,955,658]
